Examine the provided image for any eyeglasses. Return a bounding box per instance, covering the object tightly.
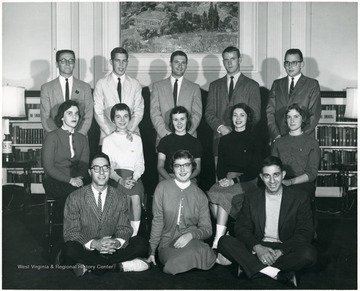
[284,61,302,67]
[58,59,75,65]
[173,163,192,169]
[90,165,111,173]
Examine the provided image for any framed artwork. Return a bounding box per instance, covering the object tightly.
[120,2,239,54]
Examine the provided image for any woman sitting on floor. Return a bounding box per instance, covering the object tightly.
[208,103,261,249]
[147,150,216,275]
[102,103,145,237]
[42,100,90,215]
[157,106,202,182]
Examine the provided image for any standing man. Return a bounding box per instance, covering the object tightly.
[266,48,321,143]
[205,46,261,158]
[94,47,144,145]
[41,49,93,135]
[218,156,317,287]
[150,50,202,146]
[61,152,149,277]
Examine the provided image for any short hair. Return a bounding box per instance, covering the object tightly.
[111,47,129,60]
[90,152,111,168]
[285,103,308,129]
[169,150,197,172]
[56,50,75,62]
[284,49,303,61]
[54,100,80,128]
[230,103,254,130]
[168,106,192,133]
[110,103,132,122]
[222,46,241,58]
[170,50,188,63]
[261,156,284,172]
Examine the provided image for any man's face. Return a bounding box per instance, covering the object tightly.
[222,51,241,76]
[284,54,303,77]
[260,165,286,194]
[171,55,187,78]
[57,52,75,78]
[110,53,128,77]
[89,157,110,188]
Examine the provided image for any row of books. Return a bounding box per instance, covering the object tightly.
[316,126,357,147]
[13,149,43,167]
[317,173,357,187]
[321,105,346,122]
[320,149,357,170]
[6,170,45,184]
[11,126,44,144]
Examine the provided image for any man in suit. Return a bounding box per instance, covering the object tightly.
[61,152,149,276]
[150,50,202,146]
[218,156,317,287]
[205,46,261,157]
[266,48,321,142]
[40,49,93,135]
[94,47,144,145]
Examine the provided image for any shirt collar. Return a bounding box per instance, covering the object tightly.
[61,126,75,135]
[288,73,302,84]
[91,185,108,196]
[112,72,126,82]
[59,75,73,81]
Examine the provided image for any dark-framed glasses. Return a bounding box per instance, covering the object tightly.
[58,59,75,65]
[284,61,302,67]
[90,165,111,173]
[173,163,192,169]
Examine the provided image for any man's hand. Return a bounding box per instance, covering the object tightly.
[69,176,83,188]
[173,233,193,248]
[282,179,292,186]
[253,244,278,265]
[91,236,120,254]
[218,125,232,136]
[147,255,156,265]
[219,178,235,188]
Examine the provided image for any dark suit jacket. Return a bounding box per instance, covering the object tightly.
[235,186,313,254]
[266,74,321,140]
[63,184,133,247]
[205,74,261,155]
[40,77,93,135]
[150,77,202,145]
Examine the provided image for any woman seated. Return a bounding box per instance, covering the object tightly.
[271,103,320,211]
[42,100,90,215]
[147,150,216,275]
[102,103,145,237]
[157,106,202,182]
[208,103,261,249]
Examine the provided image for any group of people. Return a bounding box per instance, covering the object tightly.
[40,45,321,286]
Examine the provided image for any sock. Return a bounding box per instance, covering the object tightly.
[130,220,140,237]
[212,224,227,249]
[260,266,280,279]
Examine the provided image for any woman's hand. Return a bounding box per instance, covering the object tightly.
[147,255,156,265]
[69,176,83,188]
[119,177,136,189]
[174,233,193,248]
[219,178,234,188]
[282,179,292,186]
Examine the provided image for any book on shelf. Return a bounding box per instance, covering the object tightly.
[320,148,357,170]
[317,173,357,187]
[6,169,45,184]
[11,125,44,144]
[13,148,43,167]
[317,126,357,146]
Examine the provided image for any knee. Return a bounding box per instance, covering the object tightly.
[300,245,318,267]
[218,235,238,253]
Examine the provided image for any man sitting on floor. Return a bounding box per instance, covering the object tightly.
[218,156,317,287]
[60,152,149,276]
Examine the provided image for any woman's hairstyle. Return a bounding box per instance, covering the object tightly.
[110,103,132,122]
[168,106,192,133]
[230,103,253,130]
[55,100,80,128]
[169,149,197,172]
[285,103,308,129]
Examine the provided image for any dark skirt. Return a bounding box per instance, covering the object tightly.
[108,169,144,200]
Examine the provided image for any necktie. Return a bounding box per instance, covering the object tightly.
[98,192,102,219]
[289,77,295,97]
[65,78,69,101]
[173,79,178,106]
[229,76,234,101]
[117,78,122,103]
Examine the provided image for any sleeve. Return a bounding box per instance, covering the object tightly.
[157,136,167,154]
[216,137,226,180]
[304,140,320,182]
[304,80,321,136]
[102,136,121,182]
[150,82,171,138]
[271,138,280,157]
[114,191,133,244]
[188,84,202,136]
[93,79,112,136]
[77,84,94,135]
[133,137,145,181]
[205,82,223,132]
[77,135,90,178]
[149,184,165,255]
[42,133,71,183]
[266,81,281,140]
[128,80,144,132]
[248,81,261,125]
[40,84,58,133]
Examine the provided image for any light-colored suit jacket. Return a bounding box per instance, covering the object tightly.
[40,77,93,135]
[63,184,133,246]
[94,73,144,144]
[205,73,261,155]
[266,74,321,140]
[150,77,202,145]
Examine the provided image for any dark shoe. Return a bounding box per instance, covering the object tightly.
[276,271,297,288]
[73,263,87,277]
